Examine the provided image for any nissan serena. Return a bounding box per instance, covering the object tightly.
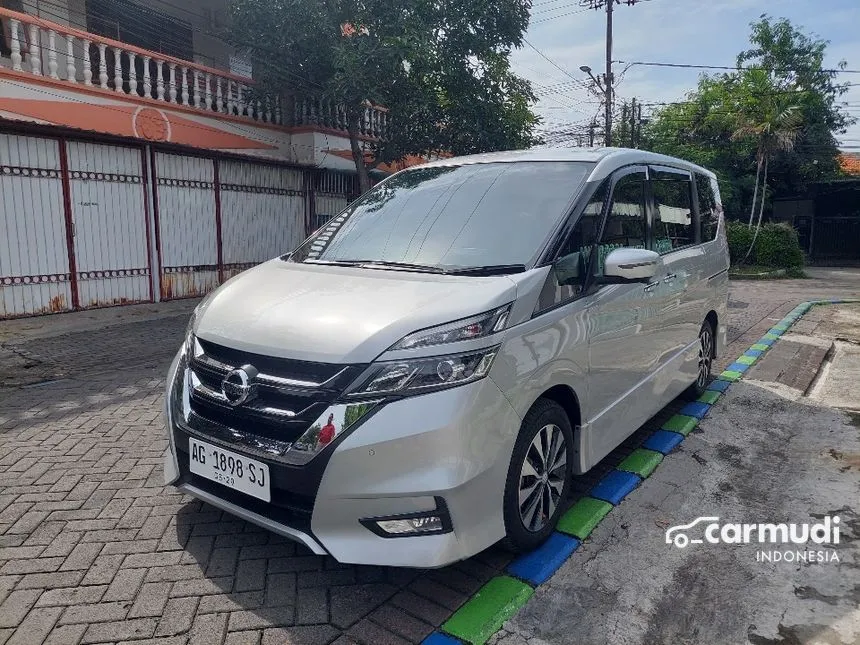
[163,147,730,567]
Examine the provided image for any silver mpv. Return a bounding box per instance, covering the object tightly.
[164,147,730,567]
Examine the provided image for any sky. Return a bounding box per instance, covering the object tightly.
[512,0,860,150]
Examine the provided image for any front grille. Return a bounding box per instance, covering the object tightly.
[187,338,366,446]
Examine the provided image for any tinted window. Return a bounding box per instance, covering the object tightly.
[290,162,593,269]
[537,182,607,312]
[596,171,646,274]
[652,171,694,252]
[697,173,719,242]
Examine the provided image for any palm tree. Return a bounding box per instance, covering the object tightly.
[731,70,804,261]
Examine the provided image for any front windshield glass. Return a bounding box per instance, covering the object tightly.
[289,161,593,270]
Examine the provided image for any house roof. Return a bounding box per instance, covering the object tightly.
[839,153,860,175]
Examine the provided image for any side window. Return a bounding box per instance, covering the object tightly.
[596,171,646,275]
[696,173,719,242]
[652,170,694,253]
[535,182,606,313]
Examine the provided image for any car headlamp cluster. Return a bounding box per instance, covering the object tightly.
[391,305,511,350]
[345,348,498,398]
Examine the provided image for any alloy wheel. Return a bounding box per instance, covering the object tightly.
[518,423,567,532]
[697,325,713,389]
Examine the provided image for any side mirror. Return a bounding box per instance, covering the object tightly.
[604,248,659,282]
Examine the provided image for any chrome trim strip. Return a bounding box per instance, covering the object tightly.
[192,338,349,390]
[189,372,308,418]
[708,268,729,281]
[178,484,328,555]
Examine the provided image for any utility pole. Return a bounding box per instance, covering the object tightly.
[604,0,613,146]
[579,0,642,147]
[629,97,636,147]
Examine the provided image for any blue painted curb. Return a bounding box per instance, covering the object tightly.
[423,633,464,645]
[507,532,580,585]
[678,401,711,420]
[590,470,641,505]
[643,429,685,454]
[743,349,763,358]
[725,361,750,373]
[707,379,731,393]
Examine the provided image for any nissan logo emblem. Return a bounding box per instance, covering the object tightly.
[221,365,259,406]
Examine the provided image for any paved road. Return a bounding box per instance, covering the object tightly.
[1,269,859,645]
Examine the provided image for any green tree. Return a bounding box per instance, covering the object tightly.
[642,16,854,222]
[730,68,803,237]
[228,0,540,192]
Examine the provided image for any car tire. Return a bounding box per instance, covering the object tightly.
[502,399,574,553]
[685,319,715,399]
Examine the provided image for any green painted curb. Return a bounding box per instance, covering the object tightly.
[618,448,663,478]
[442,575,534,645]
[719,370,742,381]
[735,355,756,366]
[763,333,780,341]
[557,496,613,540]
[698,390,721,405]
[750,343,770,351]
[662,414,698,436]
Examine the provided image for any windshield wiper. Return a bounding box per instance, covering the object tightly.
[444,264,527,276]
[356,261,447,274]
[301,259,365,267]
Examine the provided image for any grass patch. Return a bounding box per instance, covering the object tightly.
[729,265,806,280]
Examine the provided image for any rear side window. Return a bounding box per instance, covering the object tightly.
[652,170,694,253]
[696,173,719,242]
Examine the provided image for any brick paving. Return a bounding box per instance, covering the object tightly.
[1,270,859,645]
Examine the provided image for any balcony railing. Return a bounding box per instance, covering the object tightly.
[0,7,282,125]
[292,97,388,140]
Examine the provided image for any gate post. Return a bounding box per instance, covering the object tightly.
[214,158,224,284]
[57,137,80,310]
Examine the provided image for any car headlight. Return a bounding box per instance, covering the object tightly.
[391,305,511,350]
[344,347,498,398]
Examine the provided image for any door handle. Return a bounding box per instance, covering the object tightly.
[663,273,677,283]
[644,280,660,292]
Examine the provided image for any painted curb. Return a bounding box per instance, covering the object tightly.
[556,496,613,539]
[424,299,859,645]
[440,576,534,645]
[617,448,664,478]
[506,532,580,585]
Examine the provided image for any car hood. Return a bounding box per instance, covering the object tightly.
[193,259,520,364]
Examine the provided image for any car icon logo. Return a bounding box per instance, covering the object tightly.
[665,516,720,548]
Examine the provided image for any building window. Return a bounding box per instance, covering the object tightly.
[86,0,193,61]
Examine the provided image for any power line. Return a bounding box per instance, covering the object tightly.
[614,60,860,74]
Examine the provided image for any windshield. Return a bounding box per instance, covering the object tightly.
[289,161,593,271]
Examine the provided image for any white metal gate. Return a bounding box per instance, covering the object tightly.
[153,152,219,299]
[66,141,151,307]
[0,133,74,318]
[312,170,355,231]
[219,159,306,280]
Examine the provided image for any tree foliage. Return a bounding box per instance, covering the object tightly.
[642,15,855,221]
[228,0,541,191]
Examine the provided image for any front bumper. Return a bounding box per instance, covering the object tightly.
[164,349,522,567]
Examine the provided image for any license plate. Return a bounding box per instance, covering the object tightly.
[188,438,271,502]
